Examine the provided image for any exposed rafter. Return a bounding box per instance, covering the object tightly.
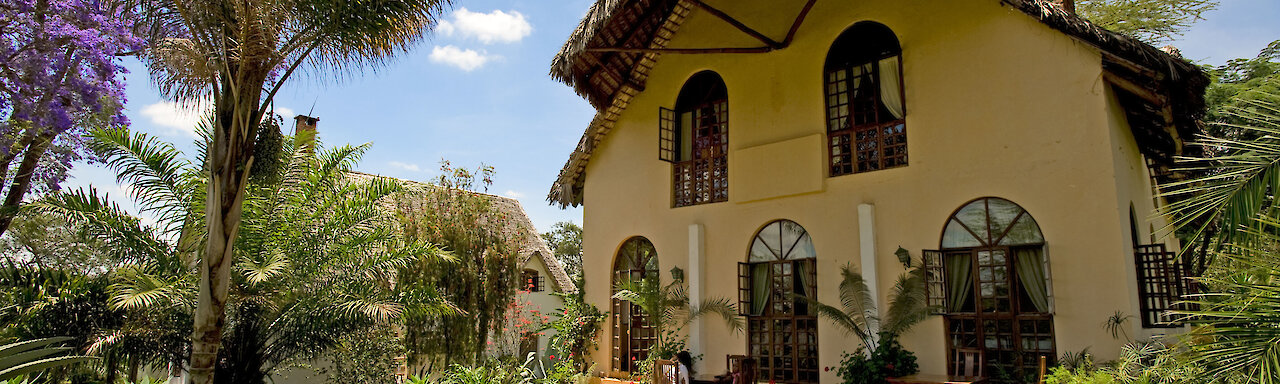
[584,0,817,56]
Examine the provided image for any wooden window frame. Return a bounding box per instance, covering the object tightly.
[612,238,659,373]
[671,99,729,208]
[824,53,906,177]
[941,245,1056,383]
[1133,243,1187,328]
[742,220,819,383]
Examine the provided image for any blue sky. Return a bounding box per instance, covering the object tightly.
[64,0,1279,232]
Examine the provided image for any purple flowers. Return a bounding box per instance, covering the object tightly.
[0,0,142,193]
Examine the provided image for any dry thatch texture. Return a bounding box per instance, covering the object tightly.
[545,0,1209,208]
[345,171,577,293]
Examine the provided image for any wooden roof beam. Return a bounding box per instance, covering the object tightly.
[687,0,782,49]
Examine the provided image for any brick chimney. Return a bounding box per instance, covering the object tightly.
[293,115,318,150]
[1051,0,1075,14]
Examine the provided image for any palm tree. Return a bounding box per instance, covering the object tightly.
[802,262,935,352]
[1159,101,1280,382]
[134,1,453,381]
[612,267,743,373]
[33,127,450,383]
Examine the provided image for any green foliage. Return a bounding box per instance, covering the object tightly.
[0,337,93,381]
[1044,342,1206,384]
[803,262,937,351]
[545,279,606,373]
[0,211,112,272]
[421,358,536,384]
[834,333,919,384]
[1076,0,1217,44]
[31,128,447,383]
[1205,41,1280,132]
[612,267,742,364]
[541,221,583,279]
[397,161,524,370]
[320,327,405,384]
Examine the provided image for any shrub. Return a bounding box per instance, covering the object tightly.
[834,333,918,384]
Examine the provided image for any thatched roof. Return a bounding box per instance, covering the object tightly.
[346,171,577,293]
[545,0,1210,208]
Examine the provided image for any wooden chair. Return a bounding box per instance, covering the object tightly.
[653,359,687,384]
[738,357,758,384]
[719,355,757,384]
[950,348,985,378]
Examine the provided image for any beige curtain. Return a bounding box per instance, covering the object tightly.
[879,56,904,119]
[1015,247,1050,313]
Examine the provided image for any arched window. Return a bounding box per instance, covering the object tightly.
[739,220,818,383]
[612,237,658,372]
[925,198,1053,381]
[823,22,906,176]
[660,71,729,207]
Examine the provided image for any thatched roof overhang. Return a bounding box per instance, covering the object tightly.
[547,0,1210,207]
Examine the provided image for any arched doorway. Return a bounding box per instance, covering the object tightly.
[612,237,658,372]
[933,197,1054,382]
[743,220,818,383]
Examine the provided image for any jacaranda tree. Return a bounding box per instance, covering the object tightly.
[0,0,142,236]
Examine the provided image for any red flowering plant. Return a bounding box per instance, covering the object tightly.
[488,292,550,360]
[544,277,606,374]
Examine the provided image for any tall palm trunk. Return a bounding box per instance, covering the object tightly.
[189,78,262,384]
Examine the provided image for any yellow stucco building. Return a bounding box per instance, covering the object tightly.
[546,0,1208,383]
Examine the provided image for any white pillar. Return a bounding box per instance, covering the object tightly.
[858,204,881,335]
[687,223,705,364]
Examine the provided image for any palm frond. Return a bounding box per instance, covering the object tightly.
[883,263,935,335]
[88,128,196,235]
[837,264,880,343]
[1160,100,1280,247]
[687,297,745,333]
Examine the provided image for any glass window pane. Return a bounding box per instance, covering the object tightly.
[954,201,990,244]
[942,219,983,248]
[751,237,776,262]
[986,198,1022,235]
[1000,215,1045,246]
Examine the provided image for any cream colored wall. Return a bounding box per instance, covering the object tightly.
[577,0,1156,382]
[1102,84,1188,342]
[523,254,567,362]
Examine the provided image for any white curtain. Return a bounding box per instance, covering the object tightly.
[878,56,904,119]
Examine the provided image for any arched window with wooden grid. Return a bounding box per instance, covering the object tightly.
[659,71,729,207]
[823,22,906,176]
[612,236,659,372]
[739,220,819,383]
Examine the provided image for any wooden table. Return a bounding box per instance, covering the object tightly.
[887,374,989,384]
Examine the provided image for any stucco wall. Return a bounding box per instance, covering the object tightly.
[575,0,1169,382]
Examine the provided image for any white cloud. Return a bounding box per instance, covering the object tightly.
[438,8,532,44]
[274,107,295,118]
[139,101,208,138]
[429,45,494,71]
[504,190,524,199]
[389,161,421,172]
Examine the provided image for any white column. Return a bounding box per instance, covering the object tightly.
[858,204,881,335]
[687,223,705,364]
